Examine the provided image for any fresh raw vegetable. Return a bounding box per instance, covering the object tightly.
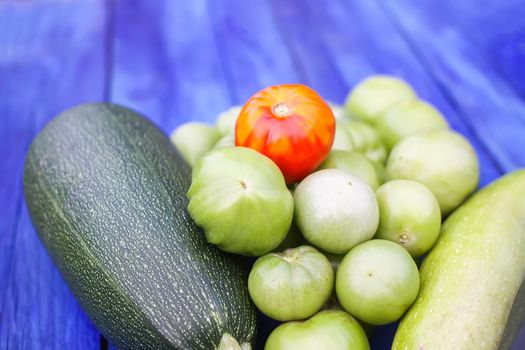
[328,102,347,120]
[370,160,387,184]
[377,99,449,149]
[319,150,380,189]
[265,310,370,350]
[336,239,420,325]
[212,133,235,150]
[24,103,256,350]
[294,169,379,254]
[375,180,441,257]
[171,121,220,167]
[393,170,525,350]
[331,121,354,151]
[340,120,388,164]
[344,75,416,124]
[248,246,333,321]
[188,147,293,256]
[386,129,479,215]
[273,222,306,252]
[216,105,242,135]
[235,84,335,184]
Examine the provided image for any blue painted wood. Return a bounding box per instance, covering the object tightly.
[1,0,524,349]
[207,0,303,104]
[0,1,108,349]
[110,0,233,132]
[381,0,525,172]
[274,0,502,186]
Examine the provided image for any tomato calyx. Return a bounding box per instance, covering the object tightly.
[272,102,293,118]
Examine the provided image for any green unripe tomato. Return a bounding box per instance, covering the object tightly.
[294,169,379,254]
[344,75,416,124]
[375,180,441,257]
[248,246,334,321]
[336,239,420,325]
[328,102,347,120]
[331,122,354,151]
[215,105,242,135]
[265,310,370,350]
[319,150,380,189]
[340,120,388,164]
[212,133,235,150]
[377,99,449,149]
[171,122,220,167]
[386,129,479,215]
[188,147,293,256]
[370,160,388,184]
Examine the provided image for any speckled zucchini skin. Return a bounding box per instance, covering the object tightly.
[24,103,257,350]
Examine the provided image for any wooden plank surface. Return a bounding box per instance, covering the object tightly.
[0,0,524,349]
[0,1,108,349]
[381,0,525,172]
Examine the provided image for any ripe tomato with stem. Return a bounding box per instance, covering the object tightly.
[235,84,336,184]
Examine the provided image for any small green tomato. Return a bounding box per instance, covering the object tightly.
[319,150,380,189]
[331,122,354,151]
[375,180,441,257]
[377,99,449,149]
[294,169,379,254]
[215,105,242,135]
[188,147,293,256]
[248,245,334,321]
[386,129,479,215]
[264,310,370,350]
[344,75,416,124]
[328,102,347,120]
[336,239,420,325]
[212,133,235,150]
[171,122,220,167]
[370,160,388,184]
[340,120,388,164]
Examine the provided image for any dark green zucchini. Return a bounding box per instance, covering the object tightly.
[24,103,257,350]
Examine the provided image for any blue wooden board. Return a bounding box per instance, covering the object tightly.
[1,0,524,349]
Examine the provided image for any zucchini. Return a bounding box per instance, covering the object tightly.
[393,170,525,349]
[24,103,256,350]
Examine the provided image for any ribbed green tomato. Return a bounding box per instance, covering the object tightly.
[215,105,242,135]
[171,122,220,167]
[294,169,379,254]
[377,99,449,149]
[386,129,479,215]
[331,121,354,151]
[319,150,380,189]
[212,133,235,150]
[265,310,370,350]
[188,147,293,256]
[344,75,416,124]
[248,246,333,321]
[336,239,420,325]
[375,180,441,257]
[328,102,347,120]
[340,120,388,164]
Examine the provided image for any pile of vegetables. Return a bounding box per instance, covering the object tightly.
[173,76,525,349]
[24,75,525,350]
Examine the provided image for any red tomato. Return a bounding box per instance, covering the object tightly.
[235,84,335,184]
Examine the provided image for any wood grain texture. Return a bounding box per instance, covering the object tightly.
[110,0,233,131]
[1,0,524,349]
[0,1,108,349]
[381,0,525,172]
